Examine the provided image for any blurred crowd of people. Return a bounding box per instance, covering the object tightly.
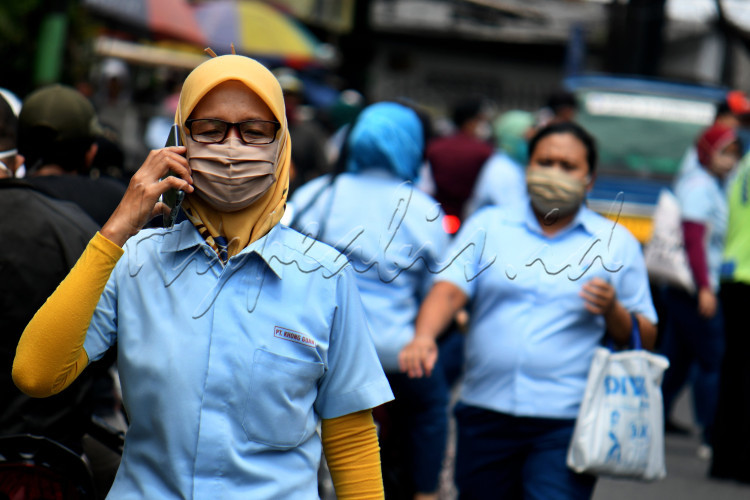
[0,53,749,500]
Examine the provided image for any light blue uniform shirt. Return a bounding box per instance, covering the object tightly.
[464,151,527,218]
[290,170,449,372]
[674,166,728,292]
[675,146,700,183]
[439,204,657,419]
[83,221,393,499]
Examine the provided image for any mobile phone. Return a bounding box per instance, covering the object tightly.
[161,124,186,228]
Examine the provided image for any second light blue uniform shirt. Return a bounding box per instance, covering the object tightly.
[290,170,449,372]
[83,221,393,499]
[438,204,657,419]
[464,150,528,218]
[674,166,729,292]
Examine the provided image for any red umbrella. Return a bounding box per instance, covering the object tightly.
[83,0,206,46]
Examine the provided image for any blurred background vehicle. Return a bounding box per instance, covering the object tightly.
[565,74,729,243]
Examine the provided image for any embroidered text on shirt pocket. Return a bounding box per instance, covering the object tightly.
[243,349,325,448]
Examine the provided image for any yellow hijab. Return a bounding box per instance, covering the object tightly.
[176,55,290,258]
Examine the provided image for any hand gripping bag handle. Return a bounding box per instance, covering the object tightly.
[606,313,642,351]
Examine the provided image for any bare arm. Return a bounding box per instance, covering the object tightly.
[580,277,657,350]
[398,281,468,378]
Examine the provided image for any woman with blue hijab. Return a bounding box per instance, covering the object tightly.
[290,101,450,500]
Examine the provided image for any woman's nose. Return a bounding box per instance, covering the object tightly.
[227,123,242,140]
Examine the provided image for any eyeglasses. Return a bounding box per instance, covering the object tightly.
[185,118,280,145]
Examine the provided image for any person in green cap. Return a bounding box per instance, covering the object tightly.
[18,84,126,226]
[464,109,534,218]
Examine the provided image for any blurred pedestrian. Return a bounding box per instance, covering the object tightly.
[0,91,103,458]
[275,68,330,196]
[534,90,578,131]
[14,54,393,499]
[674,90,749,183]
[425,99,494,227]
[464,109,534,217]
[18,84,126,226]
[93,58,147,173]
[711,148,750,483]
[0,94,22,179]
[400,122,658,500]
[660,123,741,459]
[291,101,449,500]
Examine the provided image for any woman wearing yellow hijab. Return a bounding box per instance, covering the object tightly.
[13,55,393,499]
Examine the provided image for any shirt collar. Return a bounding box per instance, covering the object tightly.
[237,225,286,279]
[160,220,205,253]
[517,201,598,237]
[160,220,285,279]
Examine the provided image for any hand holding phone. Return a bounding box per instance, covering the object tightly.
[161,124,186,228]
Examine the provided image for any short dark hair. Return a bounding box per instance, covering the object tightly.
[528,121,598,175]
[715,100,732,121]
[18,84,99,173]
[452,99,483,129]
[0,95,17,151]
[19,127,95,173]
[546,90,578,113]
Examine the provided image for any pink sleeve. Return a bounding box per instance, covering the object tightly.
[682,221,710,290]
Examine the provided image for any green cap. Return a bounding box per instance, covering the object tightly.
[18,84,101,147]
[18,84,103,172]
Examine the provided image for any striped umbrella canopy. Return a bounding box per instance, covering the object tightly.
[194,0,323,65]
[84,0,206,46]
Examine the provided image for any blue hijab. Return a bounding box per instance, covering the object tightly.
[345,102,423,182]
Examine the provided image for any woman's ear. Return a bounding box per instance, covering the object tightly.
[84,143,99,169]
[585,172,596,193]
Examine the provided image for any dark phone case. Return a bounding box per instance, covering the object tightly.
[162,124,185,228]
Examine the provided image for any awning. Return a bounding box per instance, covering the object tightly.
[93,36,208,69]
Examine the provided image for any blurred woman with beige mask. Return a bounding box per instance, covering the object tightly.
[400,122,658,500]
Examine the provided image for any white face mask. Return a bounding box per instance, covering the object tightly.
[186,137,279,212]
[0,149,17,178]
[526,167,589,219]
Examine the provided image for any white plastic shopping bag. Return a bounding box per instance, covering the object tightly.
[567,316,670,480]
[643,189,695,293]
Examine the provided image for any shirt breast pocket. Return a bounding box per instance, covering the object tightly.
[243,349,325,448]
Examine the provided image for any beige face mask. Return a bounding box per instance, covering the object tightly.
[526,167,589,219]
[186,136,279,212]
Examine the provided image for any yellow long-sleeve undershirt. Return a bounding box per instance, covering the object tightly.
[12,231,384,498]
[322,409,385,499]
[13,232,123,397]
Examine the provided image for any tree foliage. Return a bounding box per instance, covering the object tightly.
[0,1,98,100]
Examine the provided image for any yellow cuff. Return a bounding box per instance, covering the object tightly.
[322,410,384,499]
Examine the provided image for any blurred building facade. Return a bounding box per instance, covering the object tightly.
[299,0,750,117]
